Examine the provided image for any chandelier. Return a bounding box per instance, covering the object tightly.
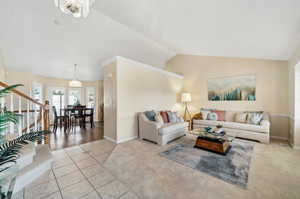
[69,64,82,87]
[54,0,95,18]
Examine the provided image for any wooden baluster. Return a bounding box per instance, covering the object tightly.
[22,111,25,134]
[34,105,38,131]
[42,100,50,131]
[10,93,14,134]
[18,96,22,136]
[27,101,30,133]
[42,107,44,130]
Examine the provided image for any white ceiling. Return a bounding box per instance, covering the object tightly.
[0,0,175,80]
[96,0,300,60]
[1,0,300,80]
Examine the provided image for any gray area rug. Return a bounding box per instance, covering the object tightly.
[160,140,254,188]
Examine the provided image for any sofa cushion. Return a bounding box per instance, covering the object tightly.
[193,119,268,133]
[246,112,263,125]
[201,110,211,120]
[212,110,226,121]
[235,113,247,123]
[207,112,218,121]
[160,111,169,123]
[155,113,164,125]
[167,111,178,123]
[145,110,156,121]
[159,122,188,135]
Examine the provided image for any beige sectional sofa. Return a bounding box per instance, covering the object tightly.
[138,112,188,145]
[193,111,270,143]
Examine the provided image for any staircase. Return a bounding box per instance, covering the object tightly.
[0,81,53,194]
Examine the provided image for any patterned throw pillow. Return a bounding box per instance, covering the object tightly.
[246,112,263,125]
[200,110,211,120]
[155,114,164,125]
[160,111,169,123]
[235,113,247,123]
[212,110,226,121]
[144,110,156,121]
[167,111,178,123]
[207,112,218,121]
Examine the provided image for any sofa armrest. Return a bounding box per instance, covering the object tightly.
[139,113,162,129]
[260,112,270,130]
[138,113,163,142]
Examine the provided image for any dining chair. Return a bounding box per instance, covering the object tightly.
[52,106,68,133]
[83,108,95,128]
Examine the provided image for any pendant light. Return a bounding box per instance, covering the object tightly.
[69,64,82,87]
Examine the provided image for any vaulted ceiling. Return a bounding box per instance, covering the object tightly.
[1,0,300,80]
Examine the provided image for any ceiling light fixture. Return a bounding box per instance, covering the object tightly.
[54,0,95,18]
[69,64,82,87]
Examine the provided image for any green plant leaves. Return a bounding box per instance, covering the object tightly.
[0,130,51,171]
[0,84,23,98]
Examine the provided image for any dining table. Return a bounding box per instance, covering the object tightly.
[60,106,94,129]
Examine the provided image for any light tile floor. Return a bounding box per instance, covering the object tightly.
[13,135,300,199]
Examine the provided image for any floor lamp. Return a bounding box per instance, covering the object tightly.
[181,93,192,121]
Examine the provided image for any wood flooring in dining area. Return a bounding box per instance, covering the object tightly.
[45,122,104,150]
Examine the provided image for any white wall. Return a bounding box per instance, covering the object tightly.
[0,67,103,121]
[288,45,300,149]
[103,57,183,143]
[167,55,289,140]
[103,62,117,141]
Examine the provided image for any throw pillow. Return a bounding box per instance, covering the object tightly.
[155,113,164,124]
[207,112,218,121]
[155,114,164,125]
[235,113,247,123]
[246,112,263,125]
[144,110,156,121]
[167,111,178,123]
[192,113,203,120]
[200,110,211,120]
[212,110,226,121]
[160,111,169,123]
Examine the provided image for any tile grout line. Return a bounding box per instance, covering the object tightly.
[80,144,140,199]
[87,145,142,199]
[51,167,65,199]
[65,147,104,199]
[55,142,141,199]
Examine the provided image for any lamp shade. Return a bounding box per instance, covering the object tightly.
[181,93,191,102]
[69,80,82,87]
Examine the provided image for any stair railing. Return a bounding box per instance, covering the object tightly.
[0,81,50,139]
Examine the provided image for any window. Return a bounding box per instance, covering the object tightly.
[48,87,65,111]
[68,88,82,105]
[86,87,96,108]
[32,82,43,107]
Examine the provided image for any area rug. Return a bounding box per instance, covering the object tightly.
[160,140,254,188]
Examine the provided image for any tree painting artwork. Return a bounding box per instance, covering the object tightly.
[208,75,256,101]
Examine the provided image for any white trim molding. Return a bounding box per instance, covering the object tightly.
[104,135,138,144]
[102,57,118,67]
[102,56,184,79]
[270,136,289,141]
[291,143,300,150]
[116,136,138,144]
[104,136,116,143]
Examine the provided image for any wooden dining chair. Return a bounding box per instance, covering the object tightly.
[84,108,95,128]
[52,106,68,133]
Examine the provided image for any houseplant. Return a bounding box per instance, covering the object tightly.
[0,84,50,199]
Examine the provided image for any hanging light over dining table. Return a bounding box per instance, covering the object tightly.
[54,0,95,18]
[69,64,82,87]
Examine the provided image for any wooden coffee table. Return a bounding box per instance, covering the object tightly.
[190,128,234,155]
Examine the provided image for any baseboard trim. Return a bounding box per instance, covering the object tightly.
[116,136,138,144]
[270,136,289,141]
[291,143,300,150]
[104,136,116,143]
